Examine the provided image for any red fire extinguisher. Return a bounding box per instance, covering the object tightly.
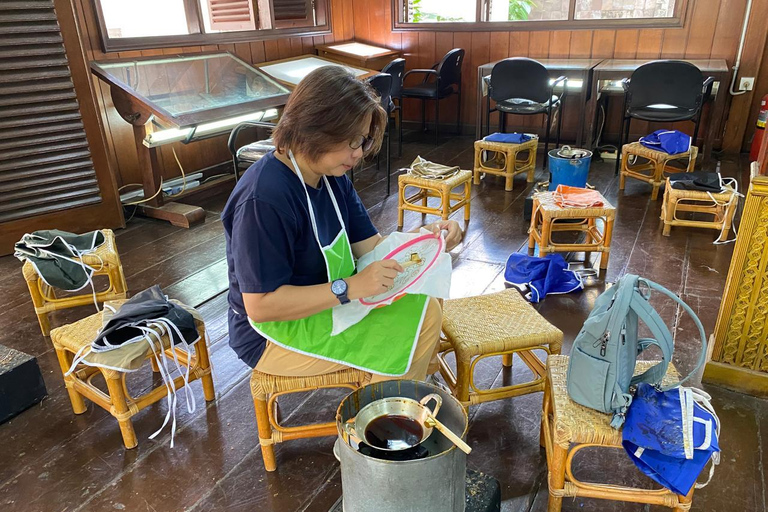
[750,94,768,161]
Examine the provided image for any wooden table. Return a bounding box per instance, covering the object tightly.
[91,52,290,228]
[584,59,730,162]
[475,59,603,147]
[257,55,380,88]
[315,41,400,71]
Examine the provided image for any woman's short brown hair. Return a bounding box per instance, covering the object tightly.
[271,66,387,162]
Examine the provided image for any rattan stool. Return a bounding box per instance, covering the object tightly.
[50,308,215,449]
[437,288,562,407]
[22,229,128,336]
[528,190,616,270]
[661,178,738,239]
[542,355,691,511]
[251,368,372,471]
[473,137,538,191]
[397,170,472,229]
[620,142,698,200]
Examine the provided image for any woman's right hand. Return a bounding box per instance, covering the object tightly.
[347,259,404,300]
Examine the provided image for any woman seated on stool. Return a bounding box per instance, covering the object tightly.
[223,66,463,382]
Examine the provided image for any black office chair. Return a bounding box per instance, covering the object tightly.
[615,60,714,174]
[366,73,393,194]
[227,121,277,181]
[485,58,566,170]
[402,48,465,146]
[381,58,405,157]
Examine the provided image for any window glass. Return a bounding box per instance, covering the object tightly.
[100,0,190,38]
[574,0,677,19]
[489,0,570,21]
[407,0,477,23]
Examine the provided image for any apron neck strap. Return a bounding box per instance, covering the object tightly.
[287,150,348,242]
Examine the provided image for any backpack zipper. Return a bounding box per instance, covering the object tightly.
[593,331,610,357]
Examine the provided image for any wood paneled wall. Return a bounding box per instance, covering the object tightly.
[71,0,765,188]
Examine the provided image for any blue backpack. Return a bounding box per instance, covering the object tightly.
[566,274,707,428]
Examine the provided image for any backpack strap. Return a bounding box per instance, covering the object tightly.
[627,296,674,388]
[639,278,708,388]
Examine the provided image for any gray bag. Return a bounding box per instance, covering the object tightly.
[566,274,707,428]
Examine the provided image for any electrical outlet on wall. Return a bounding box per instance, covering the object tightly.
[739,77,755,91]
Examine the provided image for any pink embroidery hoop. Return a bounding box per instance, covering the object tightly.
[359,233,444,306]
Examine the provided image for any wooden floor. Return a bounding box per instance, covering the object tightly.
[1,131,766,512]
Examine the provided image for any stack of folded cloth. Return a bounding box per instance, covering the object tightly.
[406,156,461,180]
[552,185,604,208]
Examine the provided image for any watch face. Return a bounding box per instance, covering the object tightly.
[331,279,347,295]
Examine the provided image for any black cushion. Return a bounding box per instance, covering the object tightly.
[402,84,455,99]
[629,105,698,122]
[496,95,560,115]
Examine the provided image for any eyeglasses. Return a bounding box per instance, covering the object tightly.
[349,134,374,152]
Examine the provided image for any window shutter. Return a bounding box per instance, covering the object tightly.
[205,0,256,31]
[0,1,102,223]
[272,0,314,28]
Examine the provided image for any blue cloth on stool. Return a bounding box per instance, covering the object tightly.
[483,132,532,144]
[639,129,692,155]
[504,253,583,303]
[622,383,720,496]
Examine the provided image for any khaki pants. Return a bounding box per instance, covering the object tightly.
[255,297,443,382]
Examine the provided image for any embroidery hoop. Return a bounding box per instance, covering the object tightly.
[359,233,444,306]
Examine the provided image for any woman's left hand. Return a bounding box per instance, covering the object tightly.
[427,220,463,252]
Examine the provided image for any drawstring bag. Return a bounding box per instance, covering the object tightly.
[622,383,720,496]
[483,132,533,144]
[552,185,605,208]
[639,129,692,155]
[406,156,460,180]
[504,253,583,303]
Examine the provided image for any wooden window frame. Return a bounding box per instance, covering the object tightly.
[393,0,689,31]
[92,0,330,53]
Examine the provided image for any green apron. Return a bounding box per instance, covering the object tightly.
[249,151,429,376]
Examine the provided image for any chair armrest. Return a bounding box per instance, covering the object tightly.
[403,68,439,86]
[620,78,630,92]
[551,75,568,99]
[227,121,276,157]
[702,76,715,88]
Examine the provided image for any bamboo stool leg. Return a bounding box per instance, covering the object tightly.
[505,150,514,191]
[662,195,674,236]
[104,373,138,449]
[473,147,482,185]
[584,218,595,265]
[540,377,551,449]
[463,181,471,223]
[26,278,50,336]
[674,488,694,512]
[254,393,277,471]
[651,161,664,201]
[398,182,406,229]
[600,218,614,270]
[547,443,568,512]
[441,187,450,221]
[502,353,513,367]
[454,352,472,405]
[540,217,553,255]
[195,339,216,402]
[528,202,539,251]
[54,346,87,414]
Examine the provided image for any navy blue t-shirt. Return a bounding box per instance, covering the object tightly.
[222,152,378,367]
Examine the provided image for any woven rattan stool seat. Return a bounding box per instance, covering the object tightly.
[528,190,616,270]
[661,178,738,239]
[620,142,698,200]
[542,355,691,511]
[251,367,371,471]
[438,288,562,407]
[442,288,563,357]
[397,170,472,228]
[49,305,214,449]
[547,354,679,447]
[473,137,538,191]
[22,229,127,336]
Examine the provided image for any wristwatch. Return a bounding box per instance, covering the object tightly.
[331,279,350,305]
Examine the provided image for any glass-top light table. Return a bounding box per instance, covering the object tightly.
[91,52,291,227]
[257,55,380,88]
[315,41,401,70]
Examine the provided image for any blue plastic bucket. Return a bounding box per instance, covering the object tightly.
[548,147,592,191]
